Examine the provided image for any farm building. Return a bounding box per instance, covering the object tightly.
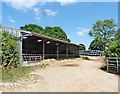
[1,26,81,63]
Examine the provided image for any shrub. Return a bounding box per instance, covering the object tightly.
[1,32,19,69]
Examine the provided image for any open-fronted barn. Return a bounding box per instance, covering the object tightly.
[1,26,80,63]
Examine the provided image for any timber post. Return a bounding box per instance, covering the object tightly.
[42,39,45,60]
[66,44,68,58]
[19,33,23,64]
[117,59,119,73]
[56,43,59,59]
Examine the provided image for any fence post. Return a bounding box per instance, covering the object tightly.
[107,59,109,72]
[117,58,119,73]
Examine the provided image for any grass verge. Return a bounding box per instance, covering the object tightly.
[1,63,49,82]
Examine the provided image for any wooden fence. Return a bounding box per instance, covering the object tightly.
[106,57,120,74]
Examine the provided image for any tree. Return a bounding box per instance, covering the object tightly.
[89,19,116,39]
[89,19,117,51]
[79,44,86,50]
[89,38,106,51]
[44,26,70,42]
[105,29,120,57]
[20,24,43,34]
[89,19,116,49]
[20,24,70,42]
[1,32,19,69]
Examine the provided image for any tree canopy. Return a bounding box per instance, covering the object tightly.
[88,38,105,50]
[89,19,120,57]
[89,19,116,40]
[79,44,86,50]
[105,29,120,57]
[20,24,70,42]
[89,19,117,51]
[20,24,43,34]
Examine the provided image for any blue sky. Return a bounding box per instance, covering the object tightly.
[2,1,118,49]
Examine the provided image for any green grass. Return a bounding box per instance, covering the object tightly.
[1,63,49,82]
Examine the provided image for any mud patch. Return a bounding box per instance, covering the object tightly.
[61,64,79,67]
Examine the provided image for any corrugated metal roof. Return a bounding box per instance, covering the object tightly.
[32,33,79,46]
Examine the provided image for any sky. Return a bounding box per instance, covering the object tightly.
[1,0,118,49]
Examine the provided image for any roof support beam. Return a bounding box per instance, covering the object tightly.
[56,43,59,59]
[42,39,45,60]
[66,44,68,58]
[19,35,23,63]
[73,46,74,58]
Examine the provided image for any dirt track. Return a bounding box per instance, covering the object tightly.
[0,57,118,92]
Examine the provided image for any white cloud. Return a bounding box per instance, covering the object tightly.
[35,16,41,22]
[77,27,90,32]
[33,7,41,22]
[77,31,83,36]
[57,0,76,6]
[44,9,57,16]
[5,0,39,11]
[76,27,90,37]
[57,0,118,2]
[3,0,119,3]
[8,18,16,23]
[33,7,40,15]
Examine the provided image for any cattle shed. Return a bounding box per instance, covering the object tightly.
[1,26,81,63]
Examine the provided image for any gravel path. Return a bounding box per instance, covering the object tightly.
[0,58,118,92]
